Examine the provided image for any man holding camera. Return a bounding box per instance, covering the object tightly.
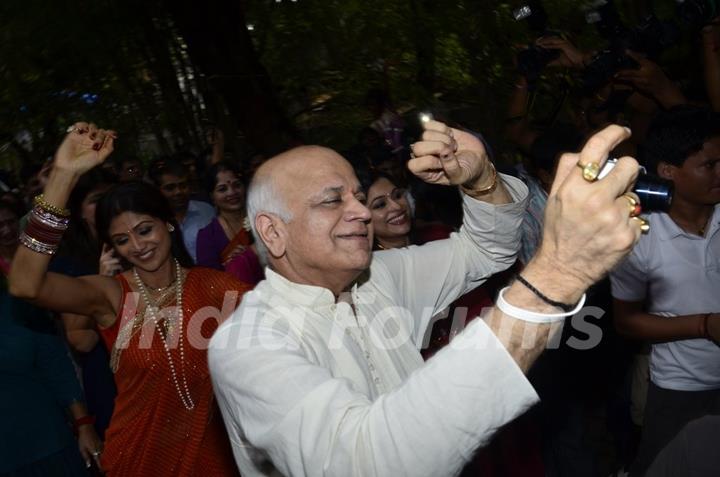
[209,120,644,476]
[611,106,720,475]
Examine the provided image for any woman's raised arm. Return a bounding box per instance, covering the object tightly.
[9,123,120,326]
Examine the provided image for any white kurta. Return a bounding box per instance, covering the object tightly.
[209,175,539,477]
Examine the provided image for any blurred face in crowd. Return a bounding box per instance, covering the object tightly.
[108,212,172,272]
[661,135,720,206]
[366,177,411,244]
[158,173,190,213]
[25,160,52,203]
[180,157,199,184]
[81,185,112,235]
[258,147,373,291]
[212,170,245,214]
[119,159,143,182]
[0,208,19,249]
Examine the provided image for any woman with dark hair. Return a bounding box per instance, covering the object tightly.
[196,162,263,285]
[356,167,414,250]
[1,200,103,476]
[9,123,249,476]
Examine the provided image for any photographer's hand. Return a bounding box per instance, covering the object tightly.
[536,36,589,69]
[615,51,686,109]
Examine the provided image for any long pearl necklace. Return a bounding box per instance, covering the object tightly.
[133,259,195,410]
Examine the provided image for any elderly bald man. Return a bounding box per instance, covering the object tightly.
[209,121,644,477]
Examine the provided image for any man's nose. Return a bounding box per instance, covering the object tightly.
[347,197,371,222]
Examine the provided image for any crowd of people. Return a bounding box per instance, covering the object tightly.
[1,10,720,477]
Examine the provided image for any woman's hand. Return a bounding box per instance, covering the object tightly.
[99,244,122,276]
[54,122,116,176]
[77,423,104,471]
[221,244,247,267]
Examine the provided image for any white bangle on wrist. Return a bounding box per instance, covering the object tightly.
[496,286,586,323]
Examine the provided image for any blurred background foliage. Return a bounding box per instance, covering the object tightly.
[0,0,699,181]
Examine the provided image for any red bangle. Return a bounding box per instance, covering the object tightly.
[74,415,95,431]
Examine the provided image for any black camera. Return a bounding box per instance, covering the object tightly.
[582,1,678,94]
[677,0,720,30]
[599,158,673,212]
[513,1,562,87]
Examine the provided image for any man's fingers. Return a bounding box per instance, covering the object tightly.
[550,152,579,196]
[549,125,632,197]
[578,124,630,169]
[411,140,454,159]
[407,155,443,175]
[599,156,641,200]
[421,119,453,137]
[420,130,453,147]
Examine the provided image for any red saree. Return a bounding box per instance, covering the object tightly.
[99,268,250,476]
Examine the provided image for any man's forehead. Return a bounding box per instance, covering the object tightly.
[160,173,187,185]
[273,148,358,186]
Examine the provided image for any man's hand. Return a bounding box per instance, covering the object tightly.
[408,119,490,187]
[615,52,686,108]
[526,125,643,302]
[536,36,588,69]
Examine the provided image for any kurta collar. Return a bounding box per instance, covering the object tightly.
[264,267,359,307]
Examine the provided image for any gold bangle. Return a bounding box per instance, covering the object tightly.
[34,194,70,217]
[465,163,498,195]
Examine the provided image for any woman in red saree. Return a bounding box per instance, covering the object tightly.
[9,122,250,476]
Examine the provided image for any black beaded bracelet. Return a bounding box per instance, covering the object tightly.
[516,274,577,313]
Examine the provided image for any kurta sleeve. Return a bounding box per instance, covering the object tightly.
[373,174,529,344]
[210,306,538,477]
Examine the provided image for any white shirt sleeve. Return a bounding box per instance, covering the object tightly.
[372,174,529,343]
[610,247,648,302]
[210,313,539,477]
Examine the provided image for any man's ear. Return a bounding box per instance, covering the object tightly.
[255,213,287,259]
[657,161,675,181]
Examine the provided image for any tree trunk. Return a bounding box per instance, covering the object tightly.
[164,0,298,157]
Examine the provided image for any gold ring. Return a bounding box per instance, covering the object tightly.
[622,194,637,207]
[633,216,650,234]
[622,194,642,217]
[577,161,601,182]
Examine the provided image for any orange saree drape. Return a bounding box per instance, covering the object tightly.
[99,268,250,476]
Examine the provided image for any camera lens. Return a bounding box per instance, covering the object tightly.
[599,158,673,212]
[634,175,673,212]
